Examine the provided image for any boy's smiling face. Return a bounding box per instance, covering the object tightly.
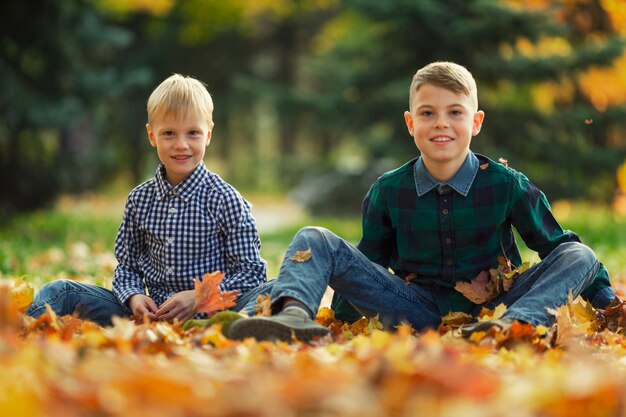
[146,111,212,186]
[404,84,484,180]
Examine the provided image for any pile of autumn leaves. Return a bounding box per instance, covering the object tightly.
[3,276,626,417]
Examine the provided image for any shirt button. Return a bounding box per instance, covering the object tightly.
[446,259,453,266]
[445,238,452,244]
[167,237,174,244]
[166,266,174,274]
[169,207,177,214]
[442,209,449,215]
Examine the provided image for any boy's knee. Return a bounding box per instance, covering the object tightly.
[27,279,70,317]
[37,279,71,298]
[296,226,332,241]
[558,241,596,265]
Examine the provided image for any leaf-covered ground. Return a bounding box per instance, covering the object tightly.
[4,274,626,417]
[4,199,626,416]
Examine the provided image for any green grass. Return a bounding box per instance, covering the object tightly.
[260,217,362,278]
[1,200,625,288]
[0,210,120,286]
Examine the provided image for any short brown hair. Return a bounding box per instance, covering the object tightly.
[409,62,478,111]
[147,74,214,128]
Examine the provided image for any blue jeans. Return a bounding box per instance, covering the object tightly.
[25,279,275,327]
[267,226,604,330]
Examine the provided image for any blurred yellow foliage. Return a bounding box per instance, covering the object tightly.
[579,53,626,111]
[617,160,626,192]
[1,278,34,314]
[601,0,626,34]
[515,36,572,58]
[496,2,626,111]
[94,0,174,15]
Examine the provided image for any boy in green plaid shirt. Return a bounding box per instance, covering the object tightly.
[228,61,621,342]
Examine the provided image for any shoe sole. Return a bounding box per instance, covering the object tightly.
[228,318,330,343]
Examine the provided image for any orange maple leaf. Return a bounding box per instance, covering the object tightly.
[194,272,239,316]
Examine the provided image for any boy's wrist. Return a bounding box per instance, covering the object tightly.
[591,286,618,310]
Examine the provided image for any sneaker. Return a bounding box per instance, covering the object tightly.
[227,308,331,343]
[460,318,514,338]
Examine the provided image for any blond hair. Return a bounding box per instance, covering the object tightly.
[147,74,214,128]
[409,62,478,111]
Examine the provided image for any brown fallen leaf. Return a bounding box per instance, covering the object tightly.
[315,306,336,327]
[455,270,496,304]
[194,271,239,316]
[290,248,312,262]
[441,311,474,328]
[456,258,532,304]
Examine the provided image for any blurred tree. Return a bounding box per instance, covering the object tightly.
[4,0,626,219]
[0,0,148,218]
[280,0,626,214]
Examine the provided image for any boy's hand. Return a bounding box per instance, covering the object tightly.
[596,297,626,332]
[128,294,158,321]
[156,290,197,323]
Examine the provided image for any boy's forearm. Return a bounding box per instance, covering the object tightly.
[220,261,267,293]
[112,266,147,306]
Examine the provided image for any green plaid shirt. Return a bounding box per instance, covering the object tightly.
[354,152,614,316]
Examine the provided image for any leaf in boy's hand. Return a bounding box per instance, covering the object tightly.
[194,271,239,316]
[290,248,312,262]
[455,270,497,304]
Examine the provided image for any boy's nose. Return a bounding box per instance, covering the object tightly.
[173,138,189,149]
[434,116,449,128]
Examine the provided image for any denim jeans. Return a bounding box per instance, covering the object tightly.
[25,279,275,327]
[267,226,604,330]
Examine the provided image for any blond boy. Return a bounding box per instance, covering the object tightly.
[27,74,271,325]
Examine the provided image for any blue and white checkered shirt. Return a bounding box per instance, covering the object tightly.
[112,163,267,307]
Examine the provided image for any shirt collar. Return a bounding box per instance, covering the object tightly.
[155,163,209,202]
[414,152,479,197]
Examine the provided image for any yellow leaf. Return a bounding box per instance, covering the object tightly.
[253,293,273,317]
[441,311,474,327]
[491,303,508,321]
[571,298,596,323]
[290,248,312,262]
[535,325,550,336]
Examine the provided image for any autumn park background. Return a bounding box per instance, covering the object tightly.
[5,0,626,416]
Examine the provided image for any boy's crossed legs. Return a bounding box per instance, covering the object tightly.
[229,227,603,342]
[229,226,446,341]
[25,278,275,327]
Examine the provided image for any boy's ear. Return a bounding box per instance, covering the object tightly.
[146,123,157,148]
[472,111,485,136]
[404,111,414,135]
[205,130,212,146]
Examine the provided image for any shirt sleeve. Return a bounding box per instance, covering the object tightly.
[357,179,395,268]
[509,171,615,307]
[112,194,148,306]
[215,190,267,294]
